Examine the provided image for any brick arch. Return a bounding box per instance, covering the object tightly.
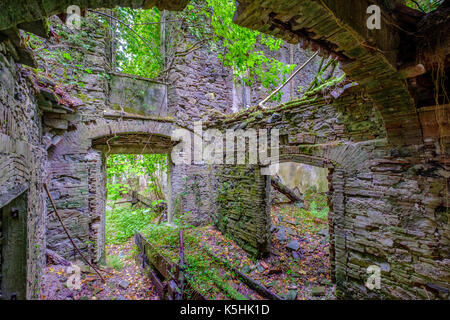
[277,140,378,174]
[50,119,174,159]
[234,0,423,147]
[268,140,380,282]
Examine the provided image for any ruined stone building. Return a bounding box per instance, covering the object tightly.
[0,0,448,300]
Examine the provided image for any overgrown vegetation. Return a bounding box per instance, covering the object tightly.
[106,204,160,244]
[114,7,163,78]
[106,254,124,271]
[405,0,444,12]
[104,181,331,299]
[140,219,250,299]
[176,0,295,89]
[302,187,329,222]
[107,154,168,202]
[105,154,168,244]
[100,0,296,101]
[26,16,102,89]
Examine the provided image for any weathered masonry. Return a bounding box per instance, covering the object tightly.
[1,192,28,300]
[212,0,449,299]
[0,0,448,300]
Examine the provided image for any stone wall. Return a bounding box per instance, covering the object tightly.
[214,165,271,258]
[109,73,168,117]
[38,15,112,263]
[228,0,448,299]
[166,35,236,123]
[166,25,338,114]
[0,0,235,299]
[1,0,447,301]
[169,163,219,226]
[37,14,176,263]
[38,13,234,262]
[0,41,47,299]
[210,85,449,299]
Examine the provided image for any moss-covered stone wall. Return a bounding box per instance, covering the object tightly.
[212,88,448,299]
[214,165,270,258]
[0,40,47,300]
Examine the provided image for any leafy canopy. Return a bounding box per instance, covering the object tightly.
[115,7,163,78]
[405,0,443,12]
[113,0,296,94]
[179,0,295,88]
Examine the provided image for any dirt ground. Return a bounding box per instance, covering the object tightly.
[197,204,335,300]
[41,203,334,300]
[40,240,158,300]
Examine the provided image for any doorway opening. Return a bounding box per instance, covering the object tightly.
[100,153,169,299]
[269,162,334,299]
[105,153,169,245]
[0,191,28,300]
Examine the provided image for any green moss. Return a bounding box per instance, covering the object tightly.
[77,93,95,103]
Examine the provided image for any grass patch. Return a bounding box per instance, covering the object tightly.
[141,221,246,300]
[106,203,160,244]
[107,255,124,271]
[308,200,329,220]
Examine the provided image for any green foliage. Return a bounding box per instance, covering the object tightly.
[27,15,99,88]
[106,205,159,244]
[106,255,124,271]
[176,0,296,92]
[405,0,443,12]
[308,201,329,220]
[107,183,129,201]
[108,0,296,99]
[115,7,163,78]
[141,223,247,299]
[107,154,168,200]
[107,154,167,179]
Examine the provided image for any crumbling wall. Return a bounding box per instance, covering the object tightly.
[229,0,449,299]
[32,14,170,262]
[169,163,219,226]
[36,15,112,263]
[213,87,449,299]
[0,41,47,299]
[214,165,271,258]
[167,35,235,122]
[0,0,217,298]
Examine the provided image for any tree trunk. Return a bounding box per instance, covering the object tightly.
[271,176,302,203]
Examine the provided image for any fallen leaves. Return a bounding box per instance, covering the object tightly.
[42,239,158,300]
[195,203,336,300]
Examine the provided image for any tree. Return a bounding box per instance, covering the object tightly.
[108,0,296,101]
[106,154,168,201]
[405,0,444,12]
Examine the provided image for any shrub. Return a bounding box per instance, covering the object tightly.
[107,255,124,271]
[106,205,159,244]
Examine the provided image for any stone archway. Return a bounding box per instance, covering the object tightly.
[46,118,176,263]
[49,118,174,159]
[274,141,379,286]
